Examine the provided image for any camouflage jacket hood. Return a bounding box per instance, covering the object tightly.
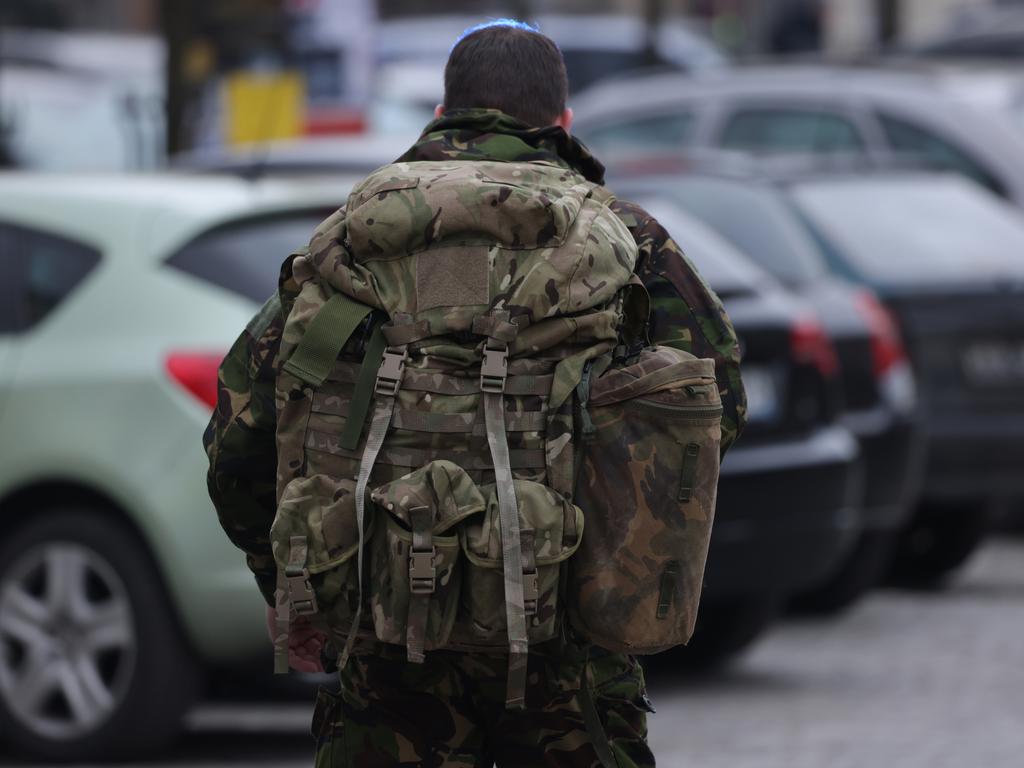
[396,109,607,184]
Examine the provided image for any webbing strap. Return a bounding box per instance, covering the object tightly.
[479,327,528,709]
[406,506,435,664]
[339,323,387,451]
[579,651,619,768]
[337,345,407,673]
[283,293,373,386]
[273,568,290,674]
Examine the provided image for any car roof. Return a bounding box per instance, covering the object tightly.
[0,172,356,259]
[572,65,964,120]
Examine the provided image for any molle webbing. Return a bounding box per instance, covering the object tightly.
[310,397,547,434]
[303,432,547,471]
[326,361,554,397]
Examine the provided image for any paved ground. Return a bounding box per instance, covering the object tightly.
[3,537,1022,768]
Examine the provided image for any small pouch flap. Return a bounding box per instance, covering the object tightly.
[272,474,369,575]
[370,460,486,536]
[464,481,584,568]
[590,346,717,407]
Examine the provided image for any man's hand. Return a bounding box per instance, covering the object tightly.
[266,604,327,673]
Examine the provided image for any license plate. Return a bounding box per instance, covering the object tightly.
[961,341,1024,386]
[741,365,781,423]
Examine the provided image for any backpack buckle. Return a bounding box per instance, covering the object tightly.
[285,566,319,616]
[523,572,539,616]
[480,343,508,394]
[409,547,436,594]
[375,346,407,397]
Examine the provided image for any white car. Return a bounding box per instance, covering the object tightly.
[0,172,355,760]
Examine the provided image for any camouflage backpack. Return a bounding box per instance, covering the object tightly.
[270,160,722,706]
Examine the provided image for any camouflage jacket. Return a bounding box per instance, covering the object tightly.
[204,108,746,604]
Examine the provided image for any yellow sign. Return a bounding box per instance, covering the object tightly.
[224,71,306,146]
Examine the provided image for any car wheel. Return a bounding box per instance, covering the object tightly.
[888,501,991,587]
[789,530,896,615]
[669,595,782,670]
[0,510,200,761]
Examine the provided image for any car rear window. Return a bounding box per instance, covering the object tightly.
[166,212,330,303]
[791,176,1024,284]
[660,177,829,285]
[0,222,101,332]
[632,196,766,297]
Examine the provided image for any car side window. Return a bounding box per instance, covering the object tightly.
[166,212,330,303]
[581,112,696,154]
[876,112,1008,197]
[0,222,101,332]
[720,108,865,153]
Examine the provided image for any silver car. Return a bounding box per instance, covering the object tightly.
[572,65,1024,207]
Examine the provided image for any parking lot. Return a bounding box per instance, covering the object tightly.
[2,535,1015,768]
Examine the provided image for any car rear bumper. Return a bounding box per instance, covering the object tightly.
[922,414,1024,502]
[841,407,924,530]
[703,425,862,599]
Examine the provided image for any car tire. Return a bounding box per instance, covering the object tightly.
[669,595,782,670]
[0,509,201,762]
[888,501,991,587]
[788,530,896,615]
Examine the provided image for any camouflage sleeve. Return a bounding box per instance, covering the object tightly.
[611,199,747,455]
[203,294,284,606]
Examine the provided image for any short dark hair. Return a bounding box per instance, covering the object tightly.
[443,20,568,127]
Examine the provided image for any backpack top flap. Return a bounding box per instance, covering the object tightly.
[305,160,638,350]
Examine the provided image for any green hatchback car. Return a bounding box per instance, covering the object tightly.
[0,172,355,760]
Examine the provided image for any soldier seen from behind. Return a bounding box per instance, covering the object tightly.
[205,19,745,768]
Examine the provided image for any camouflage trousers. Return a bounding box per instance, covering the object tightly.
[310,640,656,767]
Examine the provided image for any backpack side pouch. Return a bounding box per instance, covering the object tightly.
[271,474,371,631]
[569,346,722,654]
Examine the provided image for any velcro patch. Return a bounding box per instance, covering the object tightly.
[416,246,490,310]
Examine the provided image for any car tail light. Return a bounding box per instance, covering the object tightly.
[166,352,224,410]
[853,289,907,377]
[790,315,839,378]
[853,290,917,412]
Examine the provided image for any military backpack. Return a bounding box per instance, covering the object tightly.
[270,160,722,706]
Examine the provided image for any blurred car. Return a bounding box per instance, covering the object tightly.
[633,201,861,660]
[906,4,1024,60]
[621,179,923,611]
[620,161,1024,583]
[0,172,351,760]
[571,66,1024,207]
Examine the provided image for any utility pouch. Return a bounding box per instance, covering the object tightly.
[569,346,722,653]
[455,479,584,645]
[271,474,371,629]
[367,461,484,661]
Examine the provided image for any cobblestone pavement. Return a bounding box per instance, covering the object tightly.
[2,537,1021,768]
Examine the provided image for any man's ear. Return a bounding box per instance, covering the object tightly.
[434,104,445,119]
[554,107,573,132]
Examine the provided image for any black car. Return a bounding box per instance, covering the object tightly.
[626,162,1024,583]
[637,202,862,662]
[617,173,925,608]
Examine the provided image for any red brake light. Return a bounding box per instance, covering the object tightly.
[790,315,839,378]
[853,289,907,377]
[166,352,224,410]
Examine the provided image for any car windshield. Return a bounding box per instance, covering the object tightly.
[632,197,765,296]
[166,212,329,303]
[790,175,1024,284]
[658,177,828,285]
